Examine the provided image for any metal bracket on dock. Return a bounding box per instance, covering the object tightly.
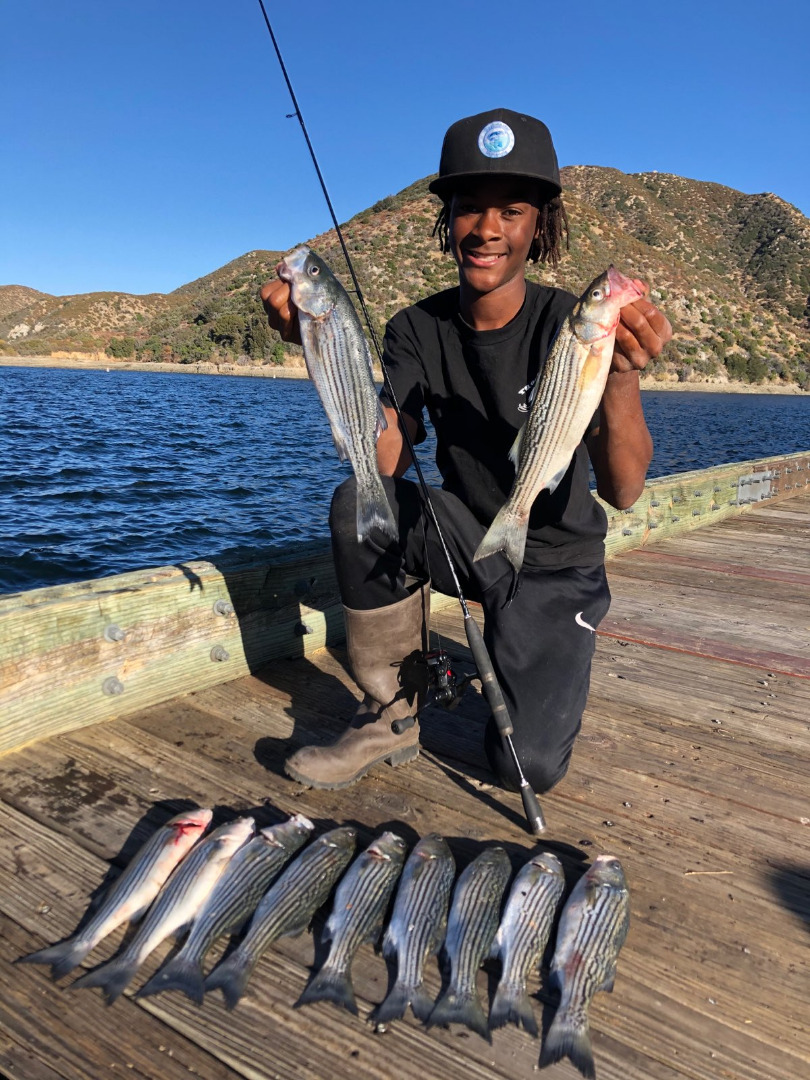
[737,471,772,505]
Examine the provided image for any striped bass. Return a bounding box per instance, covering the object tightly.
[474,267,643,573]
[489,850,566,1036]
[371,834,455,1025]
[297,831,407,1014]
[18,807,212,981]
[204,825,357,1010]
[278,246,397,543]
[426,846,512,1040]
[136,813,314,1003]
[540,854,630,1079]
[71,816,254,1004]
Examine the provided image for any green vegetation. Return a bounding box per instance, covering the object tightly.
[106,336,135,358]
[1,167,809,387]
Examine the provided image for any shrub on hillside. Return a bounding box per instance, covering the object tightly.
[106,336,136,358]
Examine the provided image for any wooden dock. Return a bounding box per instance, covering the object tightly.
[1,475,808,1080]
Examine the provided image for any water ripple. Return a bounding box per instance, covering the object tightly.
[0,368,807,594]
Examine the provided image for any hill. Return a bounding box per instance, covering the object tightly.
[1,167,808,387]
[0,285,53,321]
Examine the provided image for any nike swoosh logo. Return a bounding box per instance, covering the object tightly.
[575,611,597,632]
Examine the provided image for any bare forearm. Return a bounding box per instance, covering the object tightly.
[588,370,652,509]
[377,406,416,477]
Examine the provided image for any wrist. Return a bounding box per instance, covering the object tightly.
[603,367,641,402]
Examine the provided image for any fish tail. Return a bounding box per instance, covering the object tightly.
[356,476,397,543]
[410,983,437,1023]
[427,988,490,1041]
[17,937,92,981]
[371,979,414,1025]
[136,955,205,1005]
[539,1008,595,1079]
[488,981,538,1037]
[203,951,255,1011]
[297,963,357,1015]
[473,505,528,574]
[70,956,139,1005]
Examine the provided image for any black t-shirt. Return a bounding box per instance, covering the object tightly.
[379,281,608,569]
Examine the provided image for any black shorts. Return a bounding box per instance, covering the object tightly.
[329,476,611,793]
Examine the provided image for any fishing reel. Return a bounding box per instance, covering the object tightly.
[391,649,474,734]
[424,649,473,710]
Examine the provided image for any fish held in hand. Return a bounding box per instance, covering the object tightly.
[71,815,255,1004]
[297,830,407,1015]
[539,854,630,1079]
[137,813,314,1004]
[278,246,397,543]
[426,846,512,1041]
[474,267,643,573]
[204,825,357,1010]
[371,833,456,1025]
[489,850,565,1036]
[18,807,213,981]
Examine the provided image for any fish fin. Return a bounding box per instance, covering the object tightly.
[70,956,139,1005]
[577,349,607,395]
[296,963,357,1015]
[410,983,436,1023]
[204,950,255,1011]
[370,979,412,1024]
[427,988,490,1042]
[135,955,205,1005]
[356,479,397,543]
[329,423,352,463]
[488,981,538,1037]
[17,938,92,982]
[508,427,524,470]
[539,1009,595,1079]
[600,959,618,993]
[375,398,388,440]
[545,462,569,496]
[380,926,397,959]
[473,504,528,574]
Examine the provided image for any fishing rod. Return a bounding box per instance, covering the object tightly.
[257,0,545,835]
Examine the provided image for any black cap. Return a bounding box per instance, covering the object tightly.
[428,108,561,201]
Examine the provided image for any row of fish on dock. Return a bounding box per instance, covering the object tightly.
[20,807,629,1078]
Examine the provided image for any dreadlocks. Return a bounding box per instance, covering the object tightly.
[432,195,570,269]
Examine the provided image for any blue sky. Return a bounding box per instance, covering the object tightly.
[2,0,808,297]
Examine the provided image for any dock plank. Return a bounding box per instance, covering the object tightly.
[0,490,808,1080]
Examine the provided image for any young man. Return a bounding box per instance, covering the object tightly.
[261,108,671,795]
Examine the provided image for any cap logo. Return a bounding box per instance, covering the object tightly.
[477,121,515,159]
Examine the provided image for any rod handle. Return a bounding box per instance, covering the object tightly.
[520,780,547,834]
[464,615,513,738]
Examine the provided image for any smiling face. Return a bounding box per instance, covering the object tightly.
[447,178,542,301]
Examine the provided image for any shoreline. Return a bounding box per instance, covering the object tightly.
[0,355,311,379]
[1,355,808,394]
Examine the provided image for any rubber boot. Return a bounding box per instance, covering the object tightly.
[284,582,430,790]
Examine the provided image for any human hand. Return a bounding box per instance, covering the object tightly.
[260,266,302,345]
[612,280,672,373]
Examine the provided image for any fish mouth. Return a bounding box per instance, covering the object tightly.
[369,847,392,862]
[173,820,207,835]
[606,265,644,301]
[276,259,292,283]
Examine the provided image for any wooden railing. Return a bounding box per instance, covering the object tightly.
[0,451,807,754]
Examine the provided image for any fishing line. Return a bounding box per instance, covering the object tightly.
[256,0,545,834]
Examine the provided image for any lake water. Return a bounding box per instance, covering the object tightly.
[1,366,808,594]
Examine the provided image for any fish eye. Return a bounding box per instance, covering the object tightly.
[591,288,602,301]
[308,264,320,277]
